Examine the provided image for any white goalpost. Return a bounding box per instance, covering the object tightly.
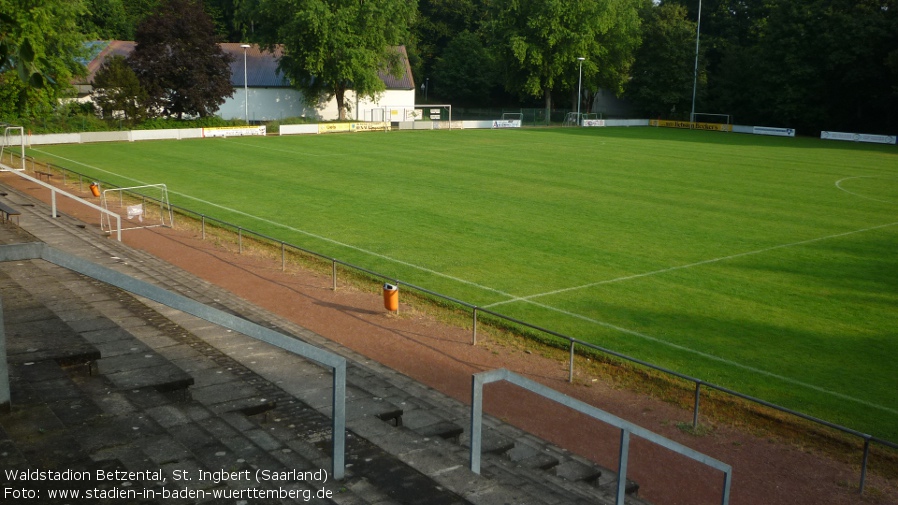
[1,125,26,171]
[100,184,173,233]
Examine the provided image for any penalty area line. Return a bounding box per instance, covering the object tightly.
[487,220,898,309]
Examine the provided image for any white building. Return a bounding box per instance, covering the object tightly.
[78,41,416,122]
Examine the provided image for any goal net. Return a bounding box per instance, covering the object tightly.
[1,125,25,171]
[367,105,454,129]
[100,184,173,233]
[691,113,731,125]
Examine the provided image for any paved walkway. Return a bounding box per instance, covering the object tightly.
[0,182,644,504]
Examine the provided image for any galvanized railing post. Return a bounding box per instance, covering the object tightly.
[569,340,575,383]
[860,437,871,494]
[470,374,485,474]
[616,429,630,505]
[693,382,702,428]
[332,260,337,290]
[0,296,9,411]
[472,307,478,345]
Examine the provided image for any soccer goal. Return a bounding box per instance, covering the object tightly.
[563,112,579,127]
[100,184,174,233]
[1,124,26,171]
[421,104,454,129]
[691,113,732,125]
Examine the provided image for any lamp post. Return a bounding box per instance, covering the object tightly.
[690,0,702,125]
[241,44,250,124]
[576,57,585,126]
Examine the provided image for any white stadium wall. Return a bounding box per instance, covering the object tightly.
[217,88,415,123]
[217,88,316,122]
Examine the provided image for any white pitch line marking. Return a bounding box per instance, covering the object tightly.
[835,176,898,204]
[486,220,898,308]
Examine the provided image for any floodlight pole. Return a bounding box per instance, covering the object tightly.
[690,0,702,125]
[577,57,585,126]
[241,44,251,124]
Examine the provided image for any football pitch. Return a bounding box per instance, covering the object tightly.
[28,127,898,442]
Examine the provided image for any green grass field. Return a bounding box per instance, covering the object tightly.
[27,127,898,441]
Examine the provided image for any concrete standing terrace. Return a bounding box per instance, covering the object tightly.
[0,181,648,504]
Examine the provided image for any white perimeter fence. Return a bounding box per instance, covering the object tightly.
[0,119,845,146]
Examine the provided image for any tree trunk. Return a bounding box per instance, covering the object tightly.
[544,90,552,125]
[336,87,346,121]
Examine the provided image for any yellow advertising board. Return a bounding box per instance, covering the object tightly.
[650,120,732,132]
[201,125,266,137]
[318,123,352,134]
[351,122,389,132]
[317,122,389,134]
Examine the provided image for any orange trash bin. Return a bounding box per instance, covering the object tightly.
[89,182,101,197]
[383,283,398,312]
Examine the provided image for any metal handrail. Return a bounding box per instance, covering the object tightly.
[470,368,732,505]
[24,156,898,494]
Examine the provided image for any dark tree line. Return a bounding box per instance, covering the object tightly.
[653,0,898,134]
[4,0,897,134]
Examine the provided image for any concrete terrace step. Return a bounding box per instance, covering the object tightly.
[1,251,469,504]
[0,259,194,394]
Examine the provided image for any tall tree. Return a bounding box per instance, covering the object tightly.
[80,0,132,39]
[203,0,249,41]
[432,30,498,106]
[486,0,643,117]
[248,0,417,121]
[627,2,701,118]
[411,0,485,87]
[0,0,87,90]
[668,0,898,134]
[91,54,147,123]
[128,0,234,119]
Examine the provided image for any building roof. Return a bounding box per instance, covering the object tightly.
[82,41,415,91]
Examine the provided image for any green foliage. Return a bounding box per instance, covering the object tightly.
[91,55,148,123]
[411,0,486,82]
[132,115,243,130]
[128,0,234,119]
[432,31,498,106]
[0,0,88,93]
[486,0,644,112]
[1,102,109,133]
[80,0,133,39]
[664,0,898,134]
[203,0,249,41]
[627,2,702,118]
[249,0,417,120]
